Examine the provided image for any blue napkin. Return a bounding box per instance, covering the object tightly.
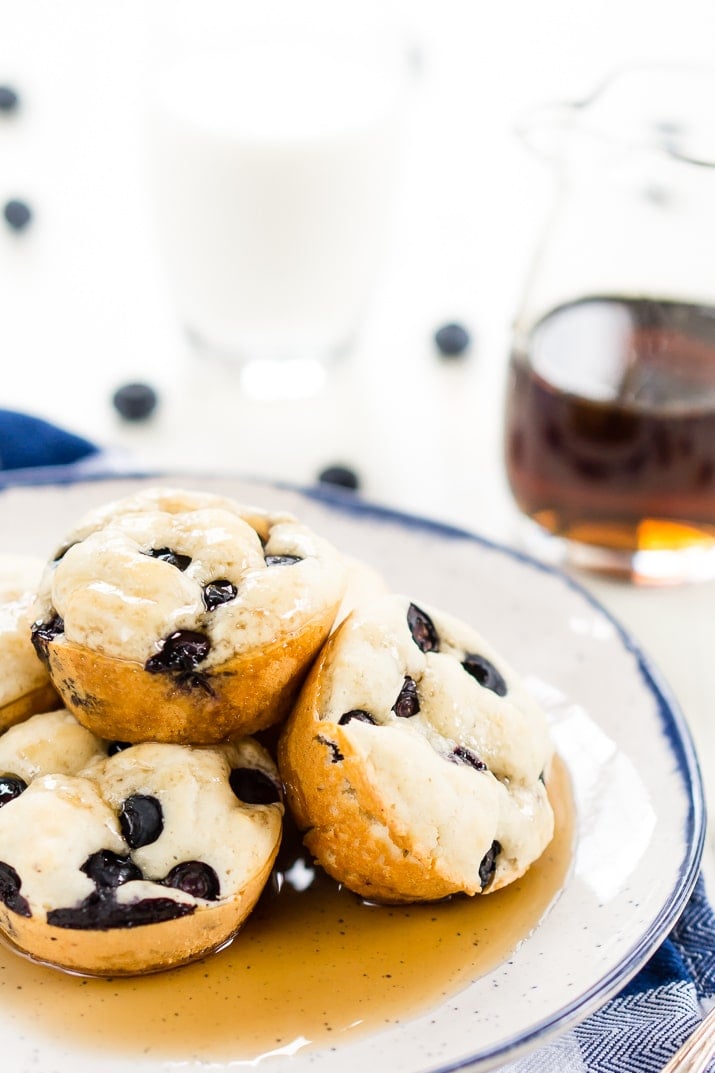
[506,876,715,1072]
[1,409,713,1071]
[0,408,119,486]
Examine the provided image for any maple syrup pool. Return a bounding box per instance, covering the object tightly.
[0,758,574,1063]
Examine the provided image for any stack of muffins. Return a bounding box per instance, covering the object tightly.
[0,487,554,976]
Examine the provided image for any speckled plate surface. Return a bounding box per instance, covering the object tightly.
[0,475,705,1073]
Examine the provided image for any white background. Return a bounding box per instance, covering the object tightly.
[1,0,714,539]
[2,0,715,874]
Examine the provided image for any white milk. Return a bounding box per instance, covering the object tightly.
[146,34,408,363]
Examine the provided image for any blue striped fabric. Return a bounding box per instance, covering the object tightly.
[507,878,715,1073]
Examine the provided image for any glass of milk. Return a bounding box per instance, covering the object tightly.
[145,16,411,391]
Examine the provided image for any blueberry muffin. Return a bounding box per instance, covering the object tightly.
[0,556,59,732]
[334,553,389,628]
[30,487,347,744]
[0,710,283,975]
[0,707,108,782]
[278,594,555,904]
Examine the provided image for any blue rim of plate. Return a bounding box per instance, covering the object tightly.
[0,467,707,1070]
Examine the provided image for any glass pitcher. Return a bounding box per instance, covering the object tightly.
[503,65,715,584]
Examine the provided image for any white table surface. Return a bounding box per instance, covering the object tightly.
[1,0,715,882]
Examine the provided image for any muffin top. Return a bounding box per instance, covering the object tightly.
[298,593,554,894]
[31,487,346,668]
[320,594,552,785]
[0,709,283,925]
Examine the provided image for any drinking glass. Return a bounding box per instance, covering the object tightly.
[144,9,412,397]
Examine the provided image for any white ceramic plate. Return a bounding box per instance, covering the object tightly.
[0,475,705,1073]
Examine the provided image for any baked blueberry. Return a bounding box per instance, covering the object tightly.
[264,555,302,567]
[338,709,376,725]
[449,746,487,771]
[407,602,439,653]
[30,614,64,664]
[0,861,30,916]
[318,735,344,763]
[163,861,220,901]
[81,849,142,889]
[203,579,238,611]
[392,677,420,718]
[52,542,78,564]
[107,741,133,756]
[145,630,211,675]
[0,775,27,807]
[229,767,281,805]
[462,653,507,697]
[47,893,195,930]
[478,840,501,890]
[119,794,164,848]
[146,547,191,571]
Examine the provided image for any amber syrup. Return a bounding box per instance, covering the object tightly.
[0,763,573,1064]
[505,296,715,573]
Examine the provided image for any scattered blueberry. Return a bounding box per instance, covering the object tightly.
[392,677,420,718]
[478,840,501,890]
[119,794,164,849]
[317,464,360,491]
[0,776,27,807]
[407,603,439,653]
[0,86,19,112]
[203,579,238,611]
[162,861,220,901]
[3,198,32,232]
[434,322,471,358]
[338,709,376,725]
[461,653,507,697]
[112,381,158,421]
[229,767,281,805]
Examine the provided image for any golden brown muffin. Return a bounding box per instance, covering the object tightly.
[29,487,346,744]
[0,711,283,975]
[279,594,554,904]
[0,556,59,732]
